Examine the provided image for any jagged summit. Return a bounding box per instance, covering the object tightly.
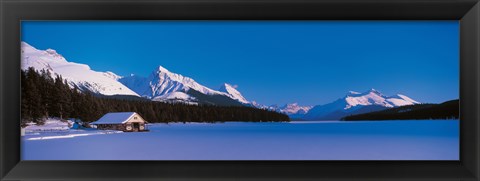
[157,65,171,73]
[347,91,361,96]
[278,103,312,115]
[120,65,250,106]
[218,83,249,104]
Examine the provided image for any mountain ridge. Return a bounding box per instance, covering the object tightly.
[21,42,139,97]
[303,89,420,120]
[119,66,248,106]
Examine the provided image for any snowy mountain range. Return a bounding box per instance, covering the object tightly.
[267,103,313,119]
[302,89,420,120]
[21,42,420,120]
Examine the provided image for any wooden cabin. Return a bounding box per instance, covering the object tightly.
[90,112,148,132]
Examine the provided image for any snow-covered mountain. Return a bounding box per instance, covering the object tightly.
[21,42,139,96]
[343,89,419,109]
[119,66,248,106]
[277,103,313,115]
[302,89,420,120]
[249,102,312,118]
[267,103,313,120]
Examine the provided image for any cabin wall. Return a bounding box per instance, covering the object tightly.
[124,114,147,131]
[96,124,125,131]
[96,123,146,132]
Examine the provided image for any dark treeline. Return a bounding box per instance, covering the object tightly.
[21,68,289,125]
[342,99,459,121]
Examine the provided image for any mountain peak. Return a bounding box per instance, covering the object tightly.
[347,91,361,96]
[157,66,171,73]
[286,102,299,106]
[366,88,380,93]
[220,83,238,89]
[346,89,383,97]
[360,88,384,97]
[21,42,68,63]
[276,103,312,115]
[218,83,249,104]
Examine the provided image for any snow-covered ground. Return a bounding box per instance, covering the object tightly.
[23,119,123,140]
[22,120,459,160]
[24,118,73,132]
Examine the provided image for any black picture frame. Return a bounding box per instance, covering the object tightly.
[1,0,479,180]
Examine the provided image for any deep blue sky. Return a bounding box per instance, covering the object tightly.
[22,21,459,106]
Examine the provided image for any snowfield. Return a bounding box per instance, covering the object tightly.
[22,120,459,160]
[25,130,123,141]
[23,119,123,141]
[24,118,73,132]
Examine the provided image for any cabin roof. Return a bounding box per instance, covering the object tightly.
[90,112,137,124]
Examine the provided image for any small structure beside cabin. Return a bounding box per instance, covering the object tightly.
[90,112,148,132]
[71,119,86,129]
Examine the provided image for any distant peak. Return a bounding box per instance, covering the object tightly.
[345,88,384,98]
[347,91,361,95]
[157,66,171,73]
[222,83,238,89]
[286,102,299,106]
[219,83,239,94]
[366,88,382,95]
[221,83,231,87]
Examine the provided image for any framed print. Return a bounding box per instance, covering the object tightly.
[1,0,479,180]
[18,20,459,161]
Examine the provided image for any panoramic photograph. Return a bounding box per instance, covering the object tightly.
[20,21,459,160]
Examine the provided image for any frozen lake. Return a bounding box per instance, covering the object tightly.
[22,120,459,160]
